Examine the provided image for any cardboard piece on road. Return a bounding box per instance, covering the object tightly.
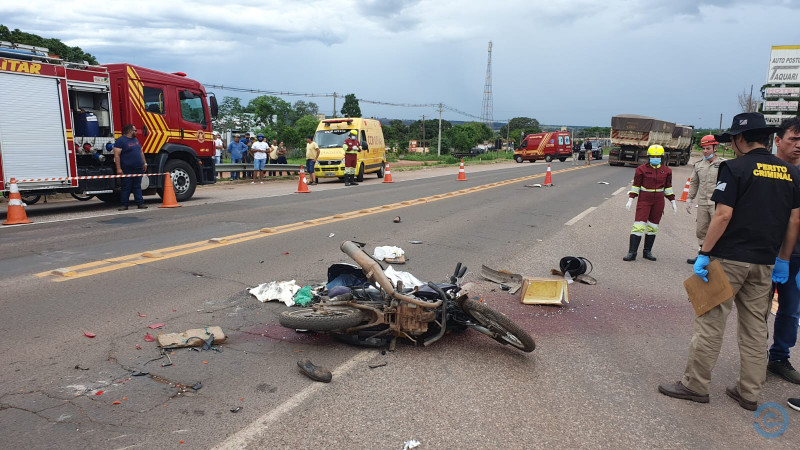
[683,260,735,316]
[157,326,226,348]
[520,277,569,306]
[481,265,523,294]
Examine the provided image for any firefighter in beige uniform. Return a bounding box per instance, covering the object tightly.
[686,135,725,264]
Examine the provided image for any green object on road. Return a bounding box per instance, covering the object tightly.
[294,286,313,307]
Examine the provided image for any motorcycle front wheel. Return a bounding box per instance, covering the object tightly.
[461,298,535,352]
[279,307,364,331]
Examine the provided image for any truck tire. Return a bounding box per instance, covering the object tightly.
[545,155,553,163]
[160,159,196,202]
[514,155,523,163]
[559,157,567,162]
[356,163,364,182]
[377,163,385,178]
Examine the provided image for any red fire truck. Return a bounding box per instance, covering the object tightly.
[0,42,218,203]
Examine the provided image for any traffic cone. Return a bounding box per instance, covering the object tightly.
[457,159,467,181]
[678,178,691,202]
[3,178,33,225]
[159,173,181,208]
[543,164,554,186]
[382,163,394,183]
[296,166,310,193]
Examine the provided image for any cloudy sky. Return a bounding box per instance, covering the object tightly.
[2,0,798,128]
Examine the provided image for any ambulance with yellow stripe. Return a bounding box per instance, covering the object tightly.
[313,118,387,182]
[513,131,573,163]
[0,41,218,203]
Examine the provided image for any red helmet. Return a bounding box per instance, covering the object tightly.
[700,135,718,147]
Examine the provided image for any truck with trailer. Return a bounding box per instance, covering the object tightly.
[514,131,573,163]
[608,114,693,167]
[0,41,218,204]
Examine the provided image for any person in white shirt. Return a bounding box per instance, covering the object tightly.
[213,132,223,164]
[250,134,269,183]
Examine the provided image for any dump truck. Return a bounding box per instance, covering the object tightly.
[608,114,694,167]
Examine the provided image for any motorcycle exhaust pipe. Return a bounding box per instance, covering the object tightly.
[340,241,442,308]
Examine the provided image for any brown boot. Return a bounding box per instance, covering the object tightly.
[726,386,757,411]
[658,381,709,403]
[297,359,332,383]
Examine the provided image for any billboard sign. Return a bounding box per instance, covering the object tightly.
[765,87,800,98]
[767,46,800,83]
[763,100,799,112]
[765,115,786,126]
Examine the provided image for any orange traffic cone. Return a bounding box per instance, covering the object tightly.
[3,178,33,225]
[457,159,467,181]
[678,177,691,202]
[159,173,181,208]
[296,166,310,193]
[543,164,554,186]
[382,163,394,183]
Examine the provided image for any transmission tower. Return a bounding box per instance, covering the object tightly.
[480,40,494,130]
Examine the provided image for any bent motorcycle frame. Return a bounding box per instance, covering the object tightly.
[310,241,458,346]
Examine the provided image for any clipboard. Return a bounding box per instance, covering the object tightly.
[683,259,735,316]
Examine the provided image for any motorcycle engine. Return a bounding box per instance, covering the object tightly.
[397,302,436,336]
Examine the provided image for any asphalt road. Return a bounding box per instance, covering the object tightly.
[0,159,797,449]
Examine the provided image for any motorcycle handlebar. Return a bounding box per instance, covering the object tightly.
[340,241,442,309]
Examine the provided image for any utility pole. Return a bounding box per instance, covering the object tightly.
[421,114,425,152]
[719,113,723,133]
[506,120,510,152]
[749,84,754,112]
[437,103,443,157]
[332,92,337,118]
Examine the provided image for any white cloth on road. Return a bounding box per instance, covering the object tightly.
[373,246,405,261]
[384,265,424,288]
[249,280,300,306]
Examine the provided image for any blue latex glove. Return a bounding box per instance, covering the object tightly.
[694,255,710,282]
[773,257,790,284]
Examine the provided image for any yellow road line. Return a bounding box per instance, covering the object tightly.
[37,163,604,281]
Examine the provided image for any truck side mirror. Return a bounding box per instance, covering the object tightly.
[209,94,218,118]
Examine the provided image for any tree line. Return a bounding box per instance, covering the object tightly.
[0,25,98,64]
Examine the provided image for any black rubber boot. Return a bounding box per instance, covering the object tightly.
[623,235,641,261]
[350,174,358,186]
[643,234,657,261]
[344,174,351,186]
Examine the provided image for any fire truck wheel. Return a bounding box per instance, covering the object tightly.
[96,193,118,204]
[544,155,553,163]
[514,155,523,163]
[559,157,567,162]
[70,193,95,201]
[21,194,41,205]
[160,159,196,201]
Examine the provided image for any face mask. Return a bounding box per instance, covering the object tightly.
[704,154,714,160]
[650,158,661,165]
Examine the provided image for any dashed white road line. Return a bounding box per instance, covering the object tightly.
[565,207,597,226]
[612,186,626,196]
[212,350,374,450]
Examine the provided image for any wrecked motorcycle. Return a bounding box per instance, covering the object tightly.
[278,241,535,353]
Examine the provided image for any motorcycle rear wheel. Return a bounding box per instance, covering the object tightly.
[279,307,364,331]
[460,298,535,352]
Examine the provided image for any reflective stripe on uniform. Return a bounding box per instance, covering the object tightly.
[630,186,641,195]
[664,187,674,196]
[640,187,665,192]
[646,221,659,235]
[631,221,646,236]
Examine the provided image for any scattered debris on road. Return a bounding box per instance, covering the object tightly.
[369,361,388,369]
[144,333,155,342]
[598,181,610,185]
[520,278,569,306]
[384,265,424,288]
[407,240,423,244]
[249,280,301,306]
[328,233,335,238]
[293,286,314,307]
[403,439,421,450]
[137,312,147,317]
[373,246,406,264]
[297,359,332,383]
[230,406,242,413]
[83,332,96,338]
[481,265,523,294]
[393,216,401,223]
[74,365,89,371]
[191,382,203,391]
[524,183,543,188]
[148,323,165,329]
[157,326,226,349]
[131,370,149,377]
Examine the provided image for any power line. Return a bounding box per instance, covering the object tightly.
[203,83,501,122]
